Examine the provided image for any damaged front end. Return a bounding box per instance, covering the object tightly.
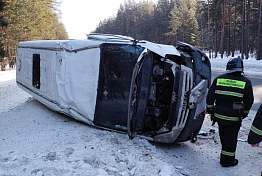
[128,43,210,143]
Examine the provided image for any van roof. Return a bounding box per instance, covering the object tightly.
[18,34,181,57]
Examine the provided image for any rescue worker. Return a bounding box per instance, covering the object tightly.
[206,56,254,167]
[248,103,262,147]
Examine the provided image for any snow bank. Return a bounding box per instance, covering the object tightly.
[209,57,262,77]
[0,57,262,176]
[0,69,31,114]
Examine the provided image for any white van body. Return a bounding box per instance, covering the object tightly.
[16,34,211,143]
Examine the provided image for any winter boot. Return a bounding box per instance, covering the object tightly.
[220,159,238,167]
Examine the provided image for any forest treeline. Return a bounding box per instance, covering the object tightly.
[94,0,262,60]
[0,0,68,70]
[0,0,262,71]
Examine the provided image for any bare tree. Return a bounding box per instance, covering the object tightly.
[241,0,245,59]
[220,2,225,58]
[257,0,262,60]
[227,0,231,57]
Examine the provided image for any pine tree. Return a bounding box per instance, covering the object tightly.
[169,0,198,46]
[154,0,174,44]
[1,0,68,69]
[0,0,8,61]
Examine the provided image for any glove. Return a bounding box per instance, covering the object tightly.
[207,108,214,119]
[210,111,214,121]
[207,108,216,125]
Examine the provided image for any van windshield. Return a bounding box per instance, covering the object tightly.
[94,43,144,131]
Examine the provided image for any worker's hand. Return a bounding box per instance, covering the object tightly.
[207,108,216,126]
[251,143,260,147]
[211,115,216,126]
[207,108,214,120]
[210,112,214,121]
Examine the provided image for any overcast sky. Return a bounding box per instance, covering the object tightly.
[60,0,158,39]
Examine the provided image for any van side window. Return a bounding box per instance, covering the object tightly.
[32,54,40,89]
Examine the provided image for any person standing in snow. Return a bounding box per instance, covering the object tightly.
[248,103,262,147]
[206,56,254,167]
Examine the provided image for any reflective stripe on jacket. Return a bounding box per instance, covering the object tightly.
[206,72,254,125]
[248,104,262,144]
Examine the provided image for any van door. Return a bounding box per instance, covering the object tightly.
[127,51,154,139]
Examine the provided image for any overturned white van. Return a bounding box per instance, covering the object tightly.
[16,33,211,143]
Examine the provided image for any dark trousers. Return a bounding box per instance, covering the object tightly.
[218,122,241,162]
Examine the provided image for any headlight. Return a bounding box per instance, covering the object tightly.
[188,79,208,109]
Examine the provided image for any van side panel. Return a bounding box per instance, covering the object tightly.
[17,48,57,100]
[17,46,101,123]
[59,48,100,121]
[16,48,33,89]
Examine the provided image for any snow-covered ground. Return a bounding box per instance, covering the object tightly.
[0,57,262,176]
[210,56,262,78]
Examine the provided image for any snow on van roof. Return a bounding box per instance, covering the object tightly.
[139,40,181,57]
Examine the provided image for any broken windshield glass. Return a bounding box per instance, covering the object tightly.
[94,43,144,131]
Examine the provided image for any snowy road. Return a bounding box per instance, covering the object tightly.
[0,68,262,176]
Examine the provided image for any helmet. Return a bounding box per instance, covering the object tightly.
[226,56,243,73]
